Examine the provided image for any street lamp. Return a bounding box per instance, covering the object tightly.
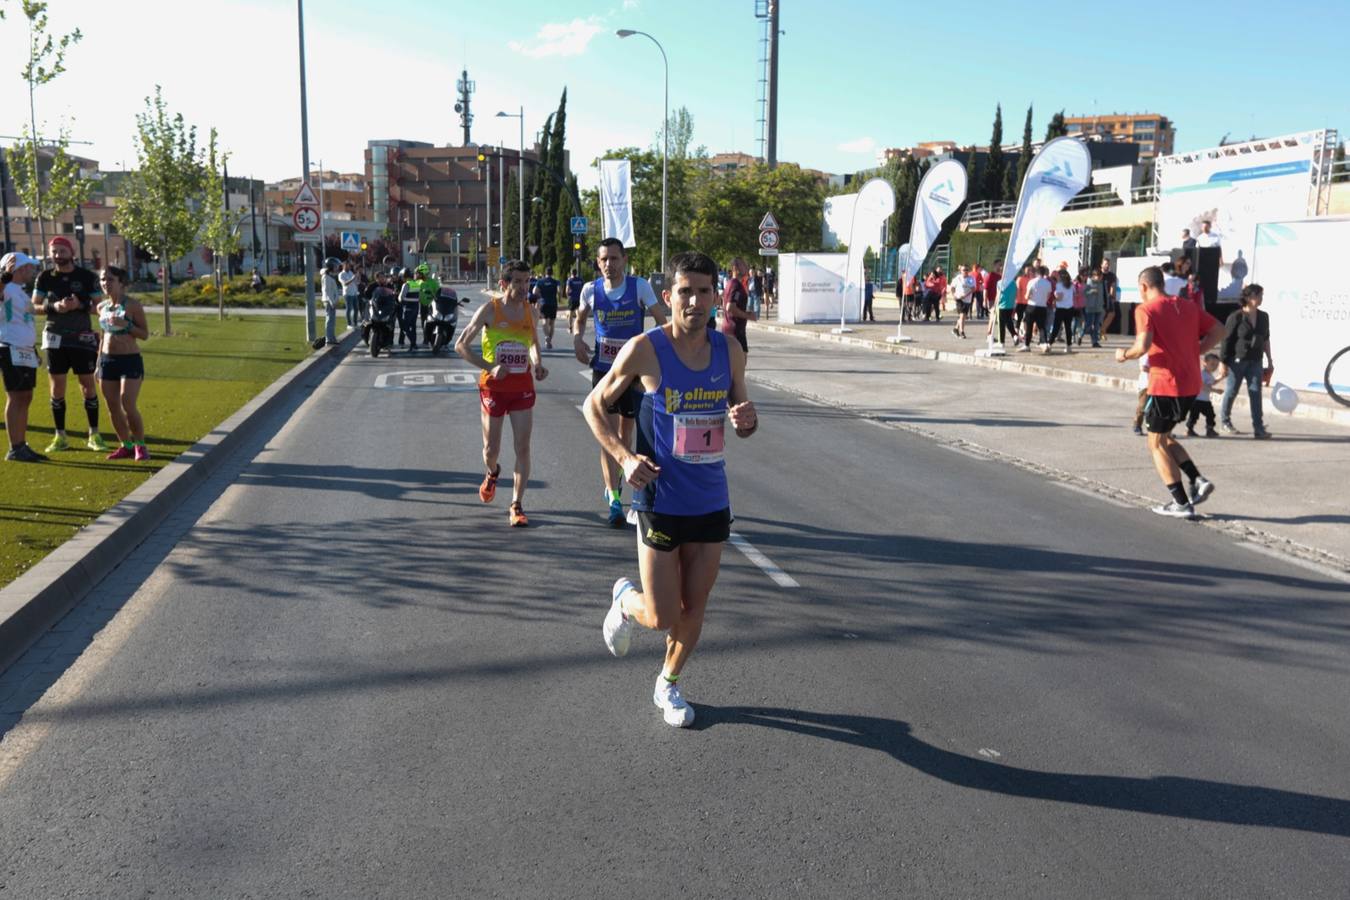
[617,29,668,274]
[414,202,426,265]
[496,107,525,261]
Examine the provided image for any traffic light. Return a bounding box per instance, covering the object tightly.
[477,152,486,162]
[573,241,582,251]
[360,241,368,251]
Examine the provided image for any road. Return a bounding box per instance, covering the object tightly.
[2,292,1348,898]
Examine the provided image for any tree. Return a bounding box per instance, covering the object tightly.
[553,173,581,277]
[525,114,553,267]
[1012,104,1034,198]
[502,169,521,261]
[1044,109,1067,141]
[200,130,239,320]
[690,163,824,264]
[17,0,82,252]
[964,147,981,204]
[541,90,568,272]
[657,106,700,160]
[7,124,94,249]
[114,87,207,335]
[983,104,1006,200]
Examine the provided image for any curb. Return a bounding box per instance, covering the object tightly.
[0,329,359,673]
[749,322,1350,428]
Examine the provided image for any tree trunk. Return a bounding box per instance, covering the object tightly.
[161,250,173,336]
[216,263,225,321]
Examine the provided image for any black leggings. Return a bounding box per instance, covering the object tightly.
[998,308,1016,344]
[1050,308,1077,348]
[1024,306,1048,343]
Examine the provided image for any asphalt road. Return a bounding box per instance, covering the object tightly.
[2,292,1348,898]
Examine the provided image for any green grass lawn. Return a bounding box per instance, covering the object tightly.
[1,314,316,589]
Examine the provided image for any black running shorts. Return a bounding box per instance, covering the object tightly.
[637,508,732,552]
[46,346,98,376]
[1144,394,1194,434]
[592,367,643,419]
[99,353,145,381]
[1,346,38,392]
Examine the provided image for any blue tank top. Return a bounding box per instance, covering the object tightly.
[590,276,645,373]
[634,327,731,516]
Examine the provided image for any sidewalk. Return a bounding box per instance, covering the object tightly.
[752,296,1350,428]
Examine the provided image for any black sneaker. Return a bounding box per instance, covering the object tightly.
[5,443,46,463]
[1253,430,1273,440]
[1132,425,1144,436]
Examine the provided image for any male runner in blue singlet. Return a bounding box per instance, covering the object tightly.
[583,250,758,728]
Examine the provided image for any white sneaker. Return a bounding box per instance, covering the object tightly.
[603,578,636,657]
[1191,477,1215,506]
[653,676,695,727]
[1151,500,1197,519]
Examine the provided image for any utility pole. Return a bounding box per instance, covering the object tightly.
[297,0,316,342]
[0,150,11,253]
[223,161,233,277]
[455,69,475,146]
[766,0,780,169]
[249,176,260,271]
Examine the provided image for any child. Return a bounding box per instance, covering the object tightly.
[1186,353,1225,438]
[1131,356,1150,436]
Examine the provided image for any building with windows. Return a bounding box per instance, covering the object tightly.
[708,151,762,176]
[364,139,545,274]
[265,171,371,221]
[1064,113,1175,159]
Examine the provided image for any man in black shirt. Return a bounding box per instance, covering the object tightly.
[531,266,561,350]
[565,268,584,332]
[34,236,108,452]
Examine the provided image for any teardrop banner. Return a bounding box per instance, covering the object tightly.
[995,137,1093,306]
[835,177,896,333]
[889,159,967,343]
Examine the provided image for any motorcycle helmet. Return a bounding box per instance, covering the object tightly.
[324,257,341,272]
[399,268,411,279]
[416,263,430,276]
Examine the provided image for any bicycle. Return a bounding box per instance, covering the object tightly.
[1326,345,1350,407]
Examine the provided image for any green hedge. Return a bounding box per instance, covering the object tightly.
[131,275,309,308]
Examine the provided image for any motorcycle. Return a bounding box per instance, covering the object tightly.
[367,289,397,357]
[423,288,468,354]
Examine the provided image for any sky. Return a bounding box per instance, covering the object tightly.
[3,0,1347,194]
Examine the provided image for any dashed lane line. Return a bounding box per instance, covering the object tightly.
[728,532,800,588]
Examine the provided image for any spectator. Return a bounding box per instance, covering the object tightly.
[1181,228,1196,252]
[1046,269,1074,353]
[95,265,152,461]
[1100,258,1119,339]
[1021,266,1052,352]
[1,251,44,462]
[339,260,360,328]
[923,267,946,322]
[320,257,341,344]
[1186,353,1224,438]
[1014,263,1033,347]
[763,266,775,311]
[1082,267,1105,348]
[984,262,1001,327]
[747,266,764,319]
[862,278,876,322]
[719,257,753,352]
[1219,283,1273,438]
[250,268,266,293]
[1070,267,1088,345]
[950,265,974,338]
[1162,261,1186,296]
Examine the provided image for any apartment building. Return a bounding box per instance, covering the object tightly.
[1064,113,1175,159]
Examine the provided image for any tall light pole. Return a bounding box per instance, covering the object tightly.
[297,0,315,342]
[496,107,525,260]
[414,202,424,265]
[617,29,668,274]
[477,149,491,280]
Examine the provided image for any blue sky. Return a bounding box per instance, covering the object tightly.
[5,0,1346,189]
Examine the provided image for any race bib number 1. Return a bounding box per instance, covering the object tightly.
[597,336,628,365]
[10,346,39,368]
[41,331,60,350]
[672,413,726,464]
[495,341,529,374]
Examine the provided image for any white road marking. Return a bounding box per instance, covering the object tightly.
[1051,481,1137,510]
[1237,542,1350,584]
[728,532,799,588]
[575,405,586,414]
[978,748,1002,759]
[577,369,592,382]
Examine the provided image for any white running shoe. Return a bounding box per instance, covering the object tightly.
[1191,477,1215,506]
[653,676,695,727]
[1151,500,1197,519]
[603,578,636,657]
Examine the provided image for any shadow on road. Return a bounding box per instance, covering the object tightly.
[691,704,1350,839]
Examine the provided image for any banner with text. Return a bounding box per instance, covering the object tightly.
[1251,217,1350,393]
[776,252,859,324]
[997,137,1092,303]
[598,159,636,248]
[905,159,967,282]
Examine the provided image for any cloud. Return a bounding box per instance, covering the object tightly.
[837,137,877,154]
[623,0,640,8]
[508,18,605,58]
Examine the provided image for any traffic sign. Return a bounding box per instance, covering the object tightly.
[527,244,539,259]
[340,231,360,251]
[293,183,319,206]
[570,216,588,234]
[758,248,779,256]
[758,211,779,231]
[758,229,780,251]
[292,206,320,234]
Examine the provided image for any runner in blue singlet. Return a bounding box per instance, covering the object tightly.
[583,250,759,729]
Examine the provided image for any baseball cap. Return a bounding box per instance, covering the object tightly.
[1,250,39,272]
[48,235,75,253]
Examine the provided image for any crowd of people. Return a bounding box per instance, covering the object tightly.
[2,238,150,464]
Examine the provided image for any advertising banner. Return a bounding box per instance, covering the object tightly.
[598,159,636,248]
[997,137,1093,304]
[1155,131,1325,298]
[904,159,967,282]
[1040,231,1085,270]
[776,252,859,324]
[1251,217,1350,393]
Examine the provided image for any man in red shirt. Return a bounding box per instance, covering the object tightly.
[1116,266,1226,518]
